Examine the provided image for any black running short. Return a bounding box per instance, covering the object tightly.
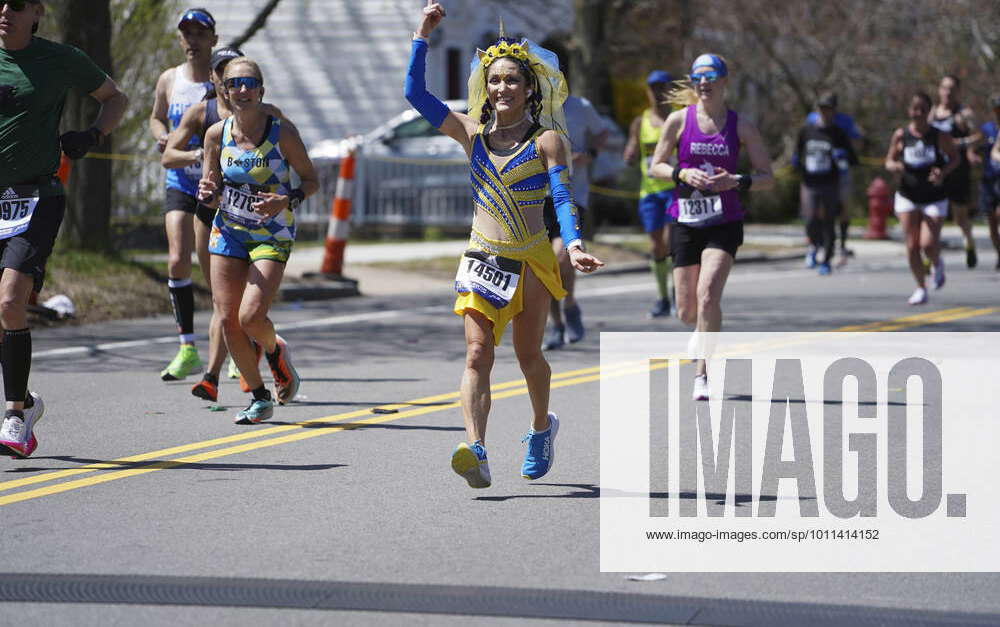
[195,203,216,228]
[944,162,971,205]
[543,197,586,242]
[670,220,743,268]
[0,195,65,292]
[164,187,199,215]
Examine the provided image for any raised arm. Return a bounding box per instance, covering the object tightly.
[405,1,478,155]
[162,101,205,169]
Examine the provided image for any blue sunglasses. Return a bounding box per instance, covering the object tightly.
[689,71,722,83]
[225,76,262,90]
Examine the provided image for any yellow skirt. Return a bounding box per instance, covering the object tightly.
[453,229,566,346]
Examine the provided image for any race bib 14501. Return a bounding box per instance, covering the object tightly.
[454,250,522,309]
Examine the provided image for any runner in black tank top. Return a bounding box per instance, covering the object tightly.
[886,92,959,306]
[931,74,981,267]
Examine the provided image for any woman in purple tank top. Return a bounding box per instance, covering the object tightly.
[649,53,774,401]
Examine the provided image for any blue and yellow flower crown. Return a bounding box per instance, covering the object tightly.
[476,39,529,66]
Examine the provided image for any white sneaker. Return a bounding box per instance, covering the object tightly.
[0,392,43,457]
[932,258,946,290]
[907,287,928,305]
[693,374,709,401]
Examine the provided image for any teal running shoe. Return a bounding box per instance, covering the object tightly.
[521,413,559,480]
[234,398,274,425]
[451,440,491,488]
[160,344,202,381]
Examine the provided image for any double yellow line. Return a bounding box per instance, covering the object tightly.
[0,306,994,507]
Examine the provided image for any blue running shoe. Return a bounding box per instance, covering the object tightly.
[521,412,559,480]
[648,297,671,318]
[451,441,491,488]
[817,262,831,276]
[564,303,584,343]
[234,398,274,424]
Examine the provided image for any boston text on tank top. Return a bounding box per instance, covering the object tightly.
[670,105,742,226]
[900,126,946,203]
[165,65,212,196]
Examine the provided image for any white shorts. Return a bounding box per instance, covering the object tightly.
[894,193,948,219]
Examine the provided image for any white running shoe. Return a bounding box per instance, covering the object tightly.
[693,374,709,401]
[0,392,44,457]
[932,258,946,290]
[907,287,928,306]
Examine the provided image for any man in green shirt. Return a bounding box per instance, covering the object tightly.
[0,0,128,458]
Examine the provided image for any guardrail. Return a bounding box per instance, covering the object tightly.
[352,149,472,227]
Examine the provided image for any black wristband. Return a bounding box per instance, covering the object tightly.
[88,127,103,144]
[672,167,684,186]
[288,188,305,211]
[737,174,752,191]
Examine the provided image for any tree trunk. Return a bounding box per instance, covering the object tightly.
[60,0,113,251]
[572,0,612,114]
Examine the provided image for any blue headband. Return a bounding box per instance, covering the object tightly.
[690,54,727,77]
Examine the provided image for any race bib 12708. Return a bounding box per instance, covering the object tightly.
[454,250,522,309]
[220,182,268,227]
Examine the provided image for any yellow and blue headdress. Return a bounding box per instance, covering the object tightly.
[467,21,569,136]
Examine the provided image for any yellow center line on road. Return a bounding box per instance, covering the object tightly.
[0,306,995,507]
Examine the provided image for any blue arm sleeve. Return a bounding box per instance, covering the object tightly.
[548,165,583,250]
[404,38,450,129]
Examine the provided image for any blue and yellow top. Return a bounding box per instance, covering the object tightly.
[218,115,294,232]
[456,124,566,345]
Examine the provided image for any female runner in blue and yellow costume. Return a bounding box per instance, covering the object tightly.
[406,1,604,489]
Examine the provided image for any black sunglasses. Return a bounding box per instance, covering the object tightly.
[1,1,38,11]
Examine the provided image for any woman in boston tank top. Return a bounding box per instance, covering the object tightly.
[885,92,959,305]
[197,58,318,425]
[648,54,774,402]
[405,2,603,489]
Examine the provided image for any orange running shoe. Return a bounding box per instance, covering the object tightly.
[191,377,218,402]
[268,335,300,405]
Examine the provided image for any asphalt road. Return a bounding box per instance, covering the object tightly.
[2,245,999,626]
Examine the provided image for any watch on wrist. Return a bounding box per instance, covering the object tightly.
[288,188,305,211]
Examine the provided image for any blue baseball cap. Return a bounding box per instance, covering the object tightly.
[178,8,216,31]
[690,54,727,77]
[646,70,672,85]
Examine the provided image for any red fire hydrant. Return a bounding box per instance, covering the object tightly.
[864,176,893,240]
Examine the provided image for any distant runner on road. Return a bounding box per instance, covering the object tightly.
[405,1,603,489]
[0,0,128,458]
[150,7,217,383]
[885,91,959,305]
[624,70,678,317]
[930,74,980,269]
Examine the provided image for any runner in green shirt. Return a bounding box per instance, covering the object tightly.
[0,0,128,458]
